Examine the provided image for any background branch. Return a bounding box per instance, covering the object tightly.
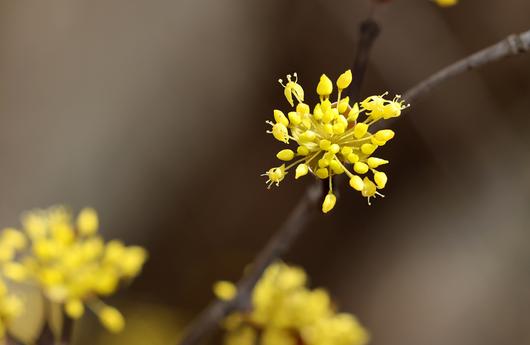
[177,17,382,345]
[350,19,381,101]
[403,29,530,102]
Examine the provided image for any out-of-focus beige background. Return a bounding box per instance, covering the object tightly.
[1,0,530,344]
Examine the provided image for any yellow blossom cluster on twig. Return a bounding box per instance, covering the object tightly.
[214,262,369,345]
[0,205,147,337]
[263,70,408,212]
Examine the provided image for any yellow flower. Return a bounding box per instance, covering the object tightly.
[264,71,408,211]
[219,262,369,345]
[279,73,304,107]
[98,305,125,333]
[213,281,237,301]
[0,206,148,333]
[433,0,458,7]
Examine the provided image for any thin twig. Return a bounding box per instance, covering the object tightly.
[178,17,383,345]
[179,182,322,345]
[59,315,74,345]
[350,19,381,102]
[403,29,530,102]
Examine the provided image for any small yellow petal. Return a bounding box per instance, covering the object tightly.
[361,143,377,155]
[319,139,331,151]
[288,111,301,125]
[322,193,337,213]
[270,123,290,144]
[66,299,84,319]
[273,110,289,126]
[77,208,99,236]
[316,74,333,97]
[299,131,316,142]
[349,175,364,191]
[296,103,310,115]
[295,164,309,179]
[98,306,125,333]
[341,146,353,155]
[347,153,359,163]
[297,146,309,156]
[362,178,377,198]
[375,129,395,142]
[337,69,352,89]
[213,281,237,301]
[313,104,323,120]
[316,168,329,179]
[353,123,368,139]
[329,160,344,174]
[277,149,295,161]
[338,97,350,114]
[318,158,329,168]
[374,171,388,189]
[348,102,360,122]
[367,157,389,168]
[354,162,369,174]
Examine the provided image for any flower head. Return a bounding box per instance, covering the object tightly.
[0,206,148,333]
[214,262,369,345]
[264,70,408,212]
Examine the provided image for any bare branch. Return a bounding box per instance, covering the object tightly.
[403,29,530,102]
[178,181,322,345]
[177,18,382,345]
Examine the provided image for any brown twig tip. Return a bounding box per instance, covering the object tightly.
[403,29,530,103]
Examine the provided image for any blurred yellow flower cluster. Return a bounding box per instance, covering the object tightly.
[214,262,369,345]
[0,206,147,335]
[263,70,407,212]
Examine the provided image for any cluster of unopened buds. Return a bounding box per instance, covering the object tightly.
[214,262,369,345]
[263,70,408,213]
[0,206,147,339]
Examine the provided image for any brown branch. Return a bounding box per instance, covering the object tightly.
[350,19,381,102]
[177,17,382,345]
[403,29,530,103]
[178,181,322,345]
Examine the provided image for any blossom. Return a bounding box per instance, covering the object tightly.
[0,206,148,333]
[433,0,458,7]
[214,262,369,345]
[263,70,408,212]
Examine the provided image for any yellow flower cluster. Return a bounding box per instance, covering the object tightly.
[433,0,458,7]
[214,262,369,345]
[0,206,147,334]
[263,70,407,212]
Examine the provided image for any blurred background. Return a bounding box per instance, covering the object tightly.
[1,0,530,344]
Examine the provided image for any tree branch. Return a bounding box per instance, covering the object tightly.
[178,182,322,345]
[403,29,530,102]
[350,19,381,101]
[177,16,382,345]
